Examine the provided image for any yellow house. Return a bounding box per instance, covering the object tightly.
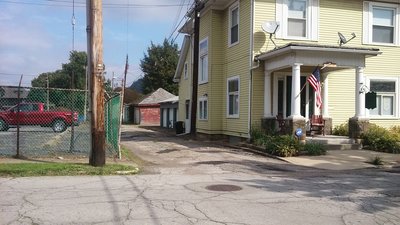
[174,0,400,139]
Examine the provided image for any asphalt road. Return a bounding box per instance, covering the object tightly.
[0,125,399,225]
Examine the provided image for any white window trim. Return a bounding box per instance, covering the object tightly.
[363,1,400,46]
[365,76,399,119]
[184,62,188,80]
[276,0,319,41]
[227,76,240,118]
[199,96,208,120]
[199,37,208,84]
[229,2,240,47]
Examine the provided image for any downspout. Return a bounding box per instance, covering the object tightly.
[248,0,255,140]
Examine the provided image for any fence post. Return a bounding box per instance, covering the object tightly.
[16,75,23,158]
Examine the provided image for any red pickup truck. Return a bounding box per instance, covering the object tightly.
[0,102,78,132]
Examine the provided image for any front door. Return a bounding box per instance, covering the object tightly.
[275,74,315,121]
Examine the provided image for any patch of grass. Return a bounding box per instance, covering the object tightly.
[368,156,384,166]
[0,163,139,177]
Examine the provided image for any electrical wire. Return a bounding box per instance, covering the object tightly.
[0,0,191,8]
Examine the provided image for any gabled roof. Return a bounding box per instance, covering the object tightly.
[173,35,191,82]
[159,96,179,104]
[138,88,176,106]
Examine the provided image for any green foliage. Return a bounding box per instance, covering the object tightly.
[264,135,298,157]
[361,124,400,154]
[368,156,384,165]
[31,51,87,90]
[333,122,349,136]
[299,142,327,156]
[140,39,179,95]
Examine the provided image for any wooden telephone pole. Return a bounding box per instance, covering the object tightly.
[190,0,204,135]
[87,0,105,166]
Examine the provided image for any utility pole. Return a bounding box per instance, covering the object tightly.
[87,0,105,166]
[190,0,204,135]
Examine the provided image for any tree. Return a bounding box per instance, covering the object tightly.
[31,51,87,90]
[140,38,179,95]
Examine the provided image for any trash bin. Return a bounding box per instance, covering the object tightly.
[175,121,185,134]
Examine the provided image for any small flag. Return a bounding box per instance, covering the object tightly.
[307,67,322,108]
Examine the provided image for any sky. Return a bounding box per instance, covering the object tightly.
[0,0,192,87]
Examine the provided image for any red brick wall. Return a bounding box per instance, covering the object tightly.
[139,106,160,125]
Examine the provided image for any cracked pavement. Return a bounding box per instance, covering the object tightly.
[1,125,400,225]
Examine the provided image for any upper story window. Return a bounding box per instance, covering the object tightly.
[363,1,399,45]
[229,2,239,46]
[184,62,188,79]
[199,38,208,84]
[227,76,240,117]
[368,79,397,117]
[276,0,319,40]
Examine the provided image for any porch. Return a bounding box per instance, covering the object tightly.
[255,43,381,137]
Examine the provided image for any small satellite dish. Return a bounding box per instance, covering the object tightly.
[338,32,356,46]
[262,21,280,34]
[261,21,280,49]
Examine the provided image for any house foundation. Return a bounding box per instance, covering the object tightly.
[348,117,370,139]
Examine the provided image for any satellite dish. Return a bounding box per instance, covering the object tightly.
[261,21,280,49]
[262,21,280,34]
[338,32,356,46]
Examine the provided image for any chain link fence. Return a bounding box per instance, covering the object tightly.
[0,85,121,158]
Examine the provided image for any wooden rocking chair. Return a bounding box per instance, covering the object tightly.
[310,115,325,136]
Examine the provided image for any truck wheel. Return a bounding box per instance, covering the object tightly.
[0,119,9,131]
[52,119,66,133]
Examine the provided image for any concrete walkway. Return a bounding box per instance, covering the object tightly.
[282,150,400,170]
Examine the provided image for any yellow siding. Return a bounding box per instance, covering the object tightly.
[177,39,193,122]
[220,0,252,138]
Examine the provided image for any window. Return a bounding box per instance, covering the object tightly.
[276,0,318,40]
[363,2,399,45]
[229,3,239,46]
[199,38,208,84]
[184,62,188,79]
[227,76,239,117]
[199,97,208,120]
[369,80,396,116]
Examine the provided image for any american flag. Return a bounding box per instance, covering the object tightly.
[307,67,322,108]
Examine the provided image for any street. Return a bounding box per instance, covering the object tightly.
[0,125,399,225]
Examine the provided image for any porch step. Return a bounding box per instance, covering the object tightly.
[306,135,361,150]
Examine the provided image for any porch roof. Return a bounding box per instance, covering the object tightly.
[255,43,382,72]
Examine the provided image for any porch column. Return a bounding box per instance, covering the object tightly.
[263,70,273,118]
[322,73,329,117]
[291,63,302,117]
[355,66,365,118]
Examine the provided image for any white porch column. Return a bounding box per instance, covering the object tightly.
[263,70,273,117]
[322,73,329,117]
[355,66,366,118]
[291,63,302,117]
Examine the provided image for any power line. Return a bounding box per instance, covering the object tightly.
[0,0,191,8]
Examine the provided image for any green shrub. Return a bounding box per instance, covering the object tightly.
[300,141,327,156]
[389,126,400,141]
[265,135,298,157]
[333,122,348,136]
[361,124,400,154]
[250,126,266,146]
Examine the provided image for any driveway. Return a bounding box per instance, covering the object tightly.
[0,125,399,225]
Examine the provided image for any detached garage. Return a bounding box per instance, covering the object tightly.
[135,88,176,126]
[160,96,178,129]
